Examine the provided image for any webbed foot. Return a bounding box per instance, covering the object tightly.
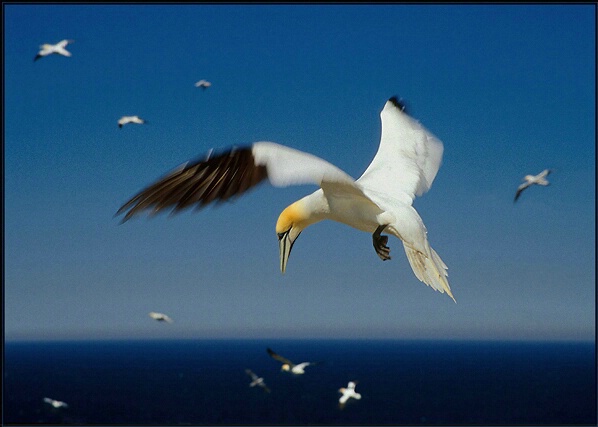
[372,224,391,261]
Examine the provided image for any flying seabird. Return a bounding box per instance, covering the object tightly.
[245,369,271,393]
[266,348,317,374]
[514,169,553,202]
[116,97,455,302]
[194,79,212,89]
[148,311,174,323]
[338,381,361,409]
[118,115,147,128]
[34,39,74,61]
[43,397,69,409]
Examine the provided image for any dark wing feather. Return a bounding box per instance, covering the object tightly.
[267,348,294,366]
[116,146,268,222]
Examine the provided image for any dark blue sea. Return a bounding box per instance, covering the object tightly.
[3,339,596,426]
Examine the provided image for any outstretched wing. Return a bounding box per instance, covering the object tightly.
[266,347,294,366]
[116,141,357,222]
[514,182,530,202]
[245,369,259,381]
[357,97,444,204]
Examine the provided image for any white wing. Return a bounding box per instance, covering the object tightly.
[357,98,444,204]
[117,141,364,221]
[252,142,356,188]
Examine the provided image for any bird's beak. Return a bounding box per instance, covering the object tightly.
[278,229,299,274]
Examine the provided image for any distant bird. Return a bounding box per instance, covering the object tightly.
[514,169,553,202]
[266,348,317,374]
[116,97,455,302]
[148,311,173,323]
[43,397,68,409]
[118,115,147,128]
[34,39,74,61]
[338,381,361,409]
[194,79,211,89]
[245,369,271,393]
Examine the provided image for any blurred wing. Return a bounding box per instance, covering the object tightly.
[116,141,357,222]
[245,369,258,381]
[514,182,529,202]
[267,347,294,366]
[357,97,444,204]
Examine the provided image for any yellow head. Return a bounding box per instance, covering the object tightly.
[276,201,309,274]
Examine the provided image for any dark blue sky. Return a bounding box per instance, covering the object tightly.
[4,4,595,341]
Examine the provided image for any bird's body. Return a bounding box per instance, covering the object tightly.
[117,97,454,302]
[266,348,316,374]
[148,311,173,323]
[43,397,68,409]
[34,39,74,61]
[245,369,271,393]
[195,79,211,89]
[338,381,361,408]
[514,169,552,202]
[118,115,147,128]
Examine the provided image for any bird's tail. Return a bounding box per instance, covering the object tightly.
[403,244,456,303]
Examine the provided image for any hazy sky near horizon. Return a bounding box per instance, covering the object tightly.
[4,4,595,341]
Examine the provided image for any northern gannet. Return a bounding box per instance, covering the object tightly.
[116,97,455,302]
[34,39,74,61]
[245,369,271,393]
[338,381,361,409]
[148,311,174,323]
[43,397,69,409]
[266,348,317,374]
[514,169,553,202]
[118,116,147,128]
[194,79,212,89]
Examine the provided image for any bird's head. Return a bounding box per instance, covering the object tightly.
[281,364,291,372]
[276,201,308,274]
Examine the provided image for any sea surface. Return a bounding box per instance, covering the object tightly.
[3,339,596,425]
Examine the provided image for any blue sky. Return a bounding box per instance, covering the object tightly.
[4,4,595,341]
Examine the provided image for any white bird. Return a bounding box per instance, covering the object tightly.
[43,397,68,409]
[118,115,147,128]
[148,311,173,323]
[514,169,553,202]
[266,348,318,374]
[34,39,74,61]
[116,97,455,302]
[245,369,271,393]
[338,381,361,408]
[195,79,212,89]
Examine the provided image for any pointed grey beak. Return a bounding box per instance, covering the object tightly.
[278,230,300,274]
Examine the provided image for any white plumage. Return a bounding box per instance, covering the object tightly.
[117,97,454,302]
[148,311,173,323]
[34,39,74,61]
[43,397,68,409]
[118,115,147,128]
[338,381,361,408]
[514,169,552,202]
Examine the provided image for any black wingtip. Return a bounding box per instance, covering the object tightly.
[388,96,408,113]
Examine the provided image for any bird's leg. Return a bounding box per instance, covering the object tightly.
[372,224,391,261]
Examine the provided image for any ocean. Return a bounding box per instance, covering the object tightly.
[3,339,596,425]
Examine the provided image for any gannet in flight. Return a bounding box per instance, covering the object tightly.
[34,39,74,61]
[43,397,69,409]
[116,97,455,302]
[148,311,174,323]
[338,381,361,409]
[245,369,271,393]
[118,115,147,128]
[195,79,212,89]
[514,169,553,202]
[266,348,317,374]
